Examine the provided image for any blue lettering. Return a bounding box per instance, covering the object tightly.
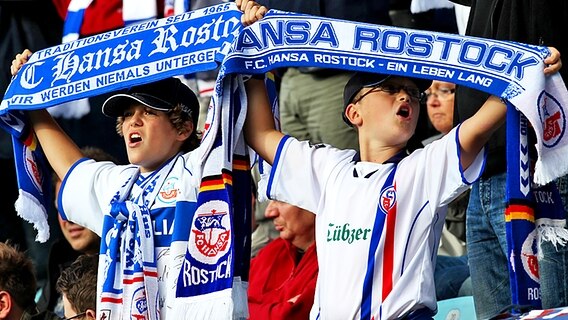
[436,36,461,61]
[285,21,310,45]
[459,41,487,66]
[381,30,406,54]
[507,52,539,80]
[484,46,513,72]
[260,20,284,47]
[310,22,338,47]
[407,34,433,57]
[353,26,380,51]
[235,28,263,51]
[237,20,338,50]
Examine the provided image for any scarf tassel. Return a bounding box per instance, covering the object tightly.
[15,190,49,242]
[536,218,568,259]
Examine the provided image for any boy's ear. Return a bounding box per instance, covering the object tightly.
[177,120,194,141]
[344,103,362,127]
[0,291,13,318]
[86,308,96,320]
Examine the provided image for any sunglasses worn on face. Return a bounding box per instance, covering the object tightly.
[353,83,424,104]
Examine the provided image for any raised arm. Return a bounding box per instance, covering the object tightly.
[243,78,284,165]
[237,0,283,164]
[11,50,84,181]
[457,95,505,170]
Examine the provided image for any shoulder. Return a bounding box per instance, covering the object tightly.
[282,137,357,160]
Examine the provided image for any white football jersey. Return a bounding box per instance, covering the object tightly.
[59,152,201,319]
[266,126,485,319]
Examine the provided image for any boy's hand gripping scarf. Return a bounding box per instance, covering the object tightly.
[218,9,568,312]
[0,3,242,243]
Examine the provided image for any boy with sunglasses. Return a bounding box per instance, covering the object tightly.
[244,69,498,319]
[238,1,562,317]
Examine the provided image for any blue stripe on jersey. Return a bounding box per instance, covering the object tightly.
[361,212,387,320]
[266,135,291,199]
[401,201,429,274]
[58,157,90,221]
[361,166,397,320]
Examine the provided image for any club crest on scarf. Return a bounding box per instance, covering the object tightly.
[189,200,231,264]
[22,132,43,192]
[521,229,540,283]
[130,287,155,320]
[537,90,566,148]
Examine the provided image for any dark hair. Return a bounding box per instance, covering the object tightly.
[56,254,99,314]
[0,241,37,310]
[115,103,201,153]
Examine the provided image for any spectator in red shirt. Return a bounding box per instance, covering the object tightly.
[248,200,317,319]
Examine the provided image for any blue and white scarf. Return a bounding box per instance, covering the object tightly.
[99,163,167,320]
[0,111,51,242]
[171,73,249,319]
[3,3,568,313]
[52,0,182,119]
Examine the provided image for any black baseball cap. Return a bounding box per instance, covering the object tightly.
[102,77,200,125]
[342,72,431,125]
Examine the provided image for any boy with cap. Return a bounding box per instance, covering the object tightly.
[244,71,489,319]
[238,2,562,318]
[11,49,202,319]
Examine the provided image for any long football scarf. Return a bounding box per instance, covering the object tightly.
[99,161,169,320]
[171,74,249,319]
[506,103,568,308]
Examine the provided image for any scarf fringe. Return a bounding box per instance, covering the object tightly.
[232,277,249,320]
[536,218,568,259]
[171,289,233,320]
[14,190,49,243]
[534,146,568,186]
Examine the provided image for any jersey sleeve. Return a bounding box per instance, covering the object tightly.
[408,124,485,209]
[58,158,137,236]
[266,135,356,214]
